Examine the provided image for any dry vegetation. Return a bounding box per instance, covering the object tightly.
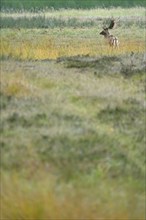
[0,30,145,60]
[0,7,146,220]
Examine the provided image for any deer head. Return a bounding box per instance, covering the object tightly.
[100,19,116,37]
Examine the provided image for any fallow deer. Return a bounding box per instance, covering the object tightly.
[100,19,119,48]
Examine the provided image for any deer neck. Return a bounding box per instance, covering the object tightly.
[104,32,110,39]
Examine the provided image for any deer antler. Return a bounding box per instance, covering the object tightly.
[100,18,119,48]
[108,19,115,29]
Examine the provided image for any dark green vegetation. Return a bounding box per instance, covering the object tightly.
[1,14,145,29]
[1,0,145,10]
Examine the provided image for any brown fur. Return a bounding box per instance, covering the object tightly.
[100,20,119,48]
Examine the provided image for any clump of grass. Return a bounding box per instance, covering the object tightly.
[62,55,119,69]
[1,172,145,220]
[0,16,96,28]
[0,72,36,97]
[0,92,12,109]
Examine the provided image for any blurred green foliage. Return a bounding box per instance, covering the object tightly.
[1,0,145,10]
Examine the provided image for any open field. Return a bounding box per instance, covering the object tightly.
[0,7,145,59]
[0,6,146,220]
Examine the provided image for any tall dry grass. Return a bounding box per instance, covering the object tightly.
[1,172,145,220]
[0,36,145,60]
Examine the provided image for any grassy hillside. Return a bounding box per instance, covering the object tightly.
[1,0,146,10]
[0,6,146,220]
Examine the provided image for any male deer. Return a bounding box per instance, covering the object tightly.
[100,19,119,48]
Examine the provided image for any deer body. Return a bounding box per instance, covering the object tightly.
[100,20,119,48]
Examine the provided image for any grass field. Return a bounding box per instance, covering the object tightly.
[0,6,146,220]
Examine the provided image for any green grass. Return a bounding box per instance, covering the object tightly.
[0,27,145,60]
[1,0,146,10]
[0,7,145,28]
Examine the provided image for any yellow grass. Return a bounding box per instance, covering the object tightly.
[1,172,145,220]
[0,35,145,60]
[0,71,38,97]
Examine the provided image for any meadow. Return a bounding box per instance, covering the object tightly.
[0,6,146,220]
